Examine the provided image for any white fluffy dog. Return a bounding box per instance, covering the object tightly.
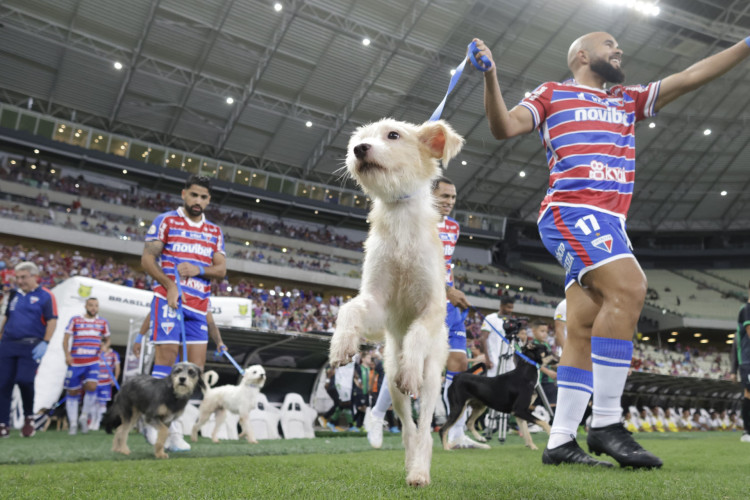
[329,118,464,487]
[190,364,266,444]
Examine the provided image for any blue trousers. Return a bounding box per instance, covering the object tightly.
[0,341,37,425]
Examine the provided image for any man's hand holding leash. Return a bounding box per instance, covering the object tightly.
[446,286,470,310]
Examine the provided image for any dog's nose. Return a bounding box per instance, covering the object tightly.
[353,143,370,159]
[179,377,186,384]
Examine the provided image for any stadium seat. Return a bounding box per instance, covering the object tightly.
[249,393,281,440]
[280,393,315,439]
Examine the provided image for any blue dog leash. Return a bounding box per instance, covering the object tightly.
[173,263,188,363]
[219,349,245,375]
[429,41,492,121]
[467,305,540,369]
[100,353,120,391]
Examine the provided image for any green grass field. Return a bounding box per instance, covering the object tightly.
[0,429,746,499]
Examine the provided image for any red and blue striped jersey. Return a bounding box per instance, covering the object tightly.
[437,215,460,287]
[98,349,120,385]
[145,207,225,314]
[65,315,110,366]
[519,80,661,221]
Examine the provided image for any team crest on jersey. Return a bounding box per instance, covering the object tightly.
[78,285,92,298]
[147,224,157,235]
[30,296,40,304]
[592,234,614,253]
[161,321,176,335]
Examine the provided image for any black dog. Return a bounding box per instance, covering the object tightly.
[440,342,554,450]
[104,362,205,459]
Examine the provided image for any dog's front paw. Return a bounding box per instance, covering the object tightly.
[211,437,220,443]
[155,450,169,459]
[328,330,359,367]
[406,470,431,488]
[394,367,422,396]
[115,446,131,456]
[525,443,538,451]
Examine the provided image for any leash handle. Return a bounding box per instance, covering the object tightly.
[467,40,492,72]
[429,41,492,121]
[221,350,245,375]
[470,306,540,368]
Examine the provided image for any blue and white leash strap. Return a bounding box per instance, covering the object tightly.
[429,41,492,121]
[469,306,540,369]
[173,264,188,363]
[100,354,121,391]
[220,349,245,375]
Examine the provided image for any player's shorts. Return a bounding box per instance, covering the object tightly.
[150,296,208,345]
[538,205,634,290]
[446,302,467,353]
[63,364,100,390]
[740,364,750,391]
[97,382,112,402]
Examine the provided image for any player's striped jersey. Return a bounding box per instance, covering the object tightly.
[519,80,661,221]
[98,349,120,385]
[145,207,225,314]
[65,315,110,366]
[437,215,460,287]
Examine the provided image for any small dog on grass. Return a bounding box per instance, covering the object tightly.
[190,364,266,444]
[439,342,555,450]
[329,118,463,487]
[104,362,204,459]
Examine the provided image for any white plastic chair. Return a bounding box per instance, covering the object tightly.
[280,392,315,439]
[249,393,281,440]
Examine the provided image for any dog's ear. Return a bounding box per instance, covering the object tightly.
[418,120,464,163]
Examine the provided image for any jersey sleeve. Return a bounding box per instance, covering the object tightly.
[215,227,226,256]
[622,81,661,122]
[518,83,554,130]
[42,289,58,320]
[65,316,77,335]
[145,212,169,243]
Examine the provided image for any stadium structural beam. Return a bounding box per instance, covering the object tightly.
[44,0,84,115]
[108,0,163,126]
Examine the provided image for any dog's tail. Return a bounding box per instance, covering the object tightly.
[203,370,219,389]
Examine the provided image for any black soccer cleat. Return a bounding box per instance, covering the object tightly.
[587,423,663,469]
[542,439,613,467]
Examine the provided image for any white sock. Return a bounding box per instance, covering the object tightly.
[82,391,97,422]
[591,337,633,428]
[372,380,392,420]
[547,366,593,449]
[448,409,468,443]
[66,394,80,428]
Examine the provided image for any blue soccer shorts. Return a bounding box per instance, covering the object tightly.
[446,302,467,353]
[150,296,208,345]
[97,382,112,402]
[64,364,100,390]
[538,205,635,290]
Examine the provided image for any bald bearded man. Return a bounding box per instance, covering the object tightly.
[472,31,750,468]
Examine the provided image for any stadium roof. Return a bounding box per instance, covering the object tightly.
[1,0,749,231]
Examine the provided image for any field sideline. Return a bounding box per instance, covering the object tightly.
[0,430,746,499]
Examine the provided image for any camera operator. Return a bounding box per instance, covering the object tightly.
[480,297,517,376]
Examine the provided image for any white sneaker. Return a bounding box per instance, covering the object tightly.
[741,433,750,443]
[68,424,78,436]
[364,408,384,449]
[166,432,191,452]
[449,434,491,450]
[141,424,157,445]
[78,414,89,434]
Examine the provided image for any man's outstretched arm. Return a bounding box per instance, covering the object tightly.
[655,38,750,111]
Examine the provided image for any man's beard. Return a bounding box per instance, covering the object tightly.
[590,57,625,84]
[184,203,203,216]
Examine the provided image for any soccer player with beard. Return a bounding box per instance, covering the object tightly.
[472,32,750,468]
[140,175,226,451]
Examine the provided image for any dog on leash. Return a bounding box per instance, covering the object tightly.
[190,364,266,444]
[439,342,555,450]
[104,362,204,459]
[329,118,463,487]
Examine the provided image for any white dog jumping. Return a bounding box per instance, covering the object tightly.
[190,365,266,444]
[329,118,464,487]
